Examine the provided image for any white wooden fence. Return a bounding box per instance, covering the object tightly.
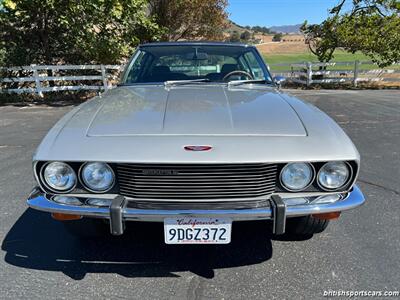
[270,61,400,87]
[0,64,123,96]
[1,61,399,95]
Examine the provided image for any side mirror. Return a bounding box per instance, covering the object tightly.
[273,76,286,88]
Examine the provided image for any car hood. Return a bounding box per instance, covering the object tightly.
[34,85,359,163]
[86,85,306,137]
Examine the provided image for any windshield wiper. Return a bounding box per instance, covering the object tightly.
[164,78,210,87]
[227,79,272,87]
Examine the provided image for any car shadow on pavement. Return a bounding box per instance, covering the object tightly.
[2,209,310,280]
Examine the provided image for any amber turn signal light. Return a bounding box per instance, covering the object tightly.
[312,212,341,220]
[51,213,82,221]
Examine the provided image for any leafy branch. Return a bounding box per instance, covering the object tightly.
[302,0,400,66]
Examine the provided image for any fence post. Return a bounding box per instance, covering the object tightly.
[100,65,108,91]
[306,62,313,87]
[32,64,43,97]
[353,60,360,87]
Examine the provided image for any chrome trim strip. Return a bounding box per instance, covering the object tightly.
[33,160,47,193]
[60,190,351,201]
[27,185,365,222]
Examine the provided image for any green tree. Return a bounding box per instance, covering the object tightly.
[0,0,162,65]
[240,30,251,41]
[229,31,241,43]
[302,0,400,66]
[251,26,271,34]
[272,33,283,42]
[148,0,228,41]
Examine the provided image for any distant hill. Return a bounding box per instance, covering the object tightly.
[225,20,252,34]
[224,21,304,43]
[269,24,302,34]
[225,21,303,35]
[225,20,272,36]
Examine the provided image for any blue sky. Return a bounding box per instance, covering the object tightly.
[227,0,352,27]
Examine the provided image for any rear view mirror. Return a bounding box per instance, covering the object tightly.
[185,52,208,60]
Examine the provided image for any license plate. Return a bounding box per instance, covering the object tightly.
[164,217,232,244]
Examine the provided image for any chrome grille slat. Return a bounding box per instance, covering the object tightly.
[121,184,275,189]
[116,163,278,200]
[120,166,276,173]
[119,181,276,186]
[121,192,275,198]
[127,199,270,210]
[119,186,275,193]
[118,173,276,180]
[122,193,272,199]
[117,163,275,168]
[118,169,277,174]
[119,178,275,187]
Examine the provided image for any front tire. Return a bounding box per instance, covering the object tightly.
[63,218,108,238]
[286,215,329,236]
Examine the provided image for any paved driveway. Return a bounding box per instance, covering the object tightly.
[0,89,399,299]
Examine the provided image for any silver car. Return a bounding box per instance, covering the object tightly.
[27,42,365,244]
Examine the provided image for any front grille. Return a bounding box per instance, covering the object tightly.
[126,199,270,210]
[116,163,278,200]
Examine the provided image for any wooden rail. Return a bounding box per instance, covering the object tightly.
[1,61,399,95]
[269,61,400,87]
[0,64,123,96]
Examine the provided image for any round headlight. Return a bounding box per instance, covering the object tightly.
[318,161,350,190]
[42,162,77,192]
[280,162,314,191]
[81,162,115,192]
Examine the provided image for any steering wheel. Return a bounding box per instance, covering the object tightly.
[223,70,254,81]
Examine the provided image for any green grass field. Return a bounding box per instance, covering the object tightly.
[263,50,370,66]
[261,50,397,71]
[264,53,400,72]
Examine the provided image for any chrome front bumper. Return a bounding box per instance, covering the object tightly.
[27,185,365,234]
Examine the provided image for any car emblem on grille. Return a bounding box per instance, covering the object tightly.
[184,145,213,151]
[142,169,179,175]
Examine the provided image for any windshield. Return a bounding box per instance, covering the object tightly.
[122,45,272,84]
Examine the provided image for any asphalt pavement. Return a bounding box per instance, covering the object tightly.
[0,89,399,299]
